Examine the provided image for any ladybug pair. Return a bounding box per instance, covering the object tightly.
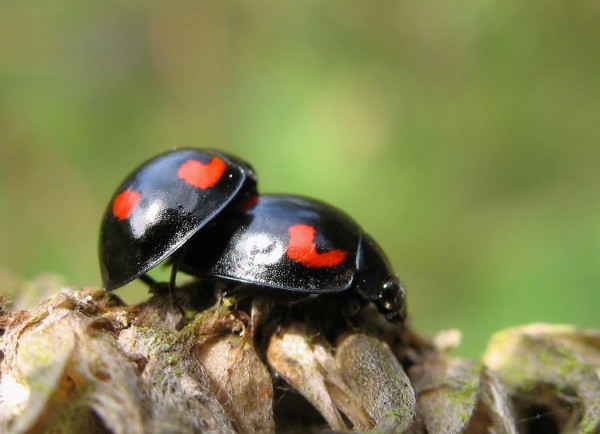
[99,149,406,322]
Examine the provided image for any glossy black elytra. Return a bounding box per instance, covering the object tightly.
[180,194,406,322]
[99,148,257,290]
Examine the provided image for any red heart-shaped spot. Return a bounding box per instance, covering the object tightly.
[178,157,227,190]
[286,224,348,268]
[113,189,141,220]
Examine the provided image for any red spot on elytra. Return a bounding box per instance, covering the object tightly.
[286,224,348,268]
[113,189,141,220]
[178,157,227,190]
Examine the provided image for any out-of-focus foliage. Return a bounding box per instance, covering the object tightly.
[0,1,598,358]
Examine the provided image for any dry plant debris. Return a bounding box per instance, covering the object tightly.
[0,280,598,433]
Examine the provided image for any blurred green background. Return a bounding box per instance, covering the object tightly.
[1,2,598,358]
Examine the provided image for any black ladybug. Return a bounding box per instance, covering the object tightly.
[99,148,257,290]
[180,194,406,322]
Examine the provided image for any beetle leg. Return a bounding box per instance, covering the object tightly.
[169,246,187,315]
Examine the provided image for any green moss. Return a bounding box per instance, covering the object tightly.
[35,351,51,365]
[448,372,479,403]
[28,313,45,324]
[539,348,553,367]
[304,334,314,346]
[27,376,56,397]
[557,353,580,378]
[580,419,599,434]
[459,412,470,423]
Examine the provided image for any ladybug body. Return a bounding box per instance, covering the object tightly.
[99,148,257,290]
[181,194,406,321]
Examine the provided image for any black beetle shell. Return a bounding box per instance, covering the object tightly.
[99,148,257,290]
[180,194,395,300]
